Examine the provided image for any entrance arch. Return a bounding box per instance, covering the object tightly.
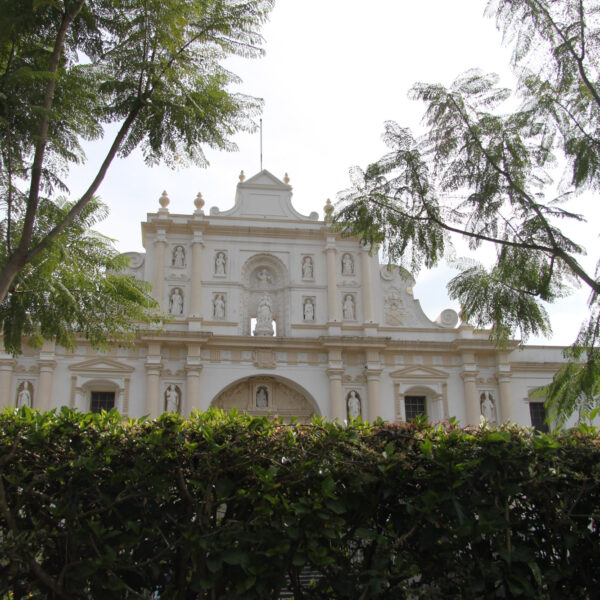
[211,375,319,422]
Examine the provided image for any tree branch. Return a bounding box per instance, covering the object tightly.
[445,93,600,294]
[19,103,142,267]
[362,193,556,253]
[552,97,600,150]
[19,1,85,259]
[529,0,600,110]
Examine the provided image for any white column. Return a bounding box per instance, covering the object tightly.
[461,372,480,426]
[325,237,339,323]
[366,349,382,420]
[360,247,375,323]
[145,342,162,417]
[497,373,513,423]
[185,343,203,413]
[37,341,56,411]
[366,370,382,421]
[153,232,167,310]
[185,369,201,414]
[0,358,15,408]
[326,346,344,420]
[327,369,345,421]
[189,232,204,318]
[461,351,480,425]
[38,362,56,411]
[145,368,161,417]
[122,378,131,417]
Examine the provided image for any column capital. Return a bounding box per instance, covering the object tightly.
[144,352,162,373]
[460,370,479,382]
[326,368,344,379]
[191,230,205,245]
[155,229,167,244]
[185,361,203,373]
[365,368,382,379]
[39,360,57,372]
[324,234,337,252]
[185,366,203,376]
[0,359,16,370]
[496,365,512,380]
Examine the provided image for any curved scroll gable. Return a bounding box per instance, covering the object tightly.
[379,264,447,329]
[214,170,317,221]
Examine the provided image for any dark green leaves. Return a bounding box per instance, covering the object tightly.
[2,410,599,598]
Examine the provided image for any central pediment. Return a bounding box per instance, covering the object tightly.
[69,358,135,374]
[389,365,449,380]
[212,169,318,221]
[243,170,289,188]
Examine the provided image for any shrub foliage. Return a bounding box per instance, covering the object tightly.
[0,408,599,599]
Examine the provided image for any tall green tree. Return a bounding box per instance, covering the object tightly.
[335,0,600,424]
[0,198,159,355]
[0,0,273,351]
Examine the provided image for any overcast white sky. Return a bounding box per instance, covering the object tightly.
[66,0,597,347]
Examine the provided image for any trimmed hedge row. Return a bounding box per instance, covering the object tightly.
[1,408,599,599]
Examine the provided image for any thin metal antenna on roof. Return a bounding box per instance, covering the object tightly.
[260,118,263,171]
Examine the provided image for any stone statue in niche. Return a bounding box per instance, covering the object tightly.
[303,298,314,321]
[165,384,181,413]
[215,252,226,275]
[256,386,269,408]
[254,293,274,336]
[347,390,361,419]
[302,256,313,279]
[172,245,185,267]
[169,288,184,314]
[213,294,226,320]
[343,294,355,320]
[16,381,33,408]
[342,253,354,276]
[256,268,272,286]
[480,392,497,423]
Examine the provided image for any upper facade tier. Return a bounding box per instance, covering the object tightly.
[126,169,460,340]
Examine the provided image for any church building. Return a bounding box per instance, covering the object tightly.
[0,170,564,428]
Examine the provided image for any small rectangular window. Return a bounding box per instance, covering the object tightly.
[404,395,426,421]
[91,391,115,413]
[529,401,549,432]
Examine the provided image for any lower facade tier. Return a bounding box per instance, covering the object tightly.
[0,332,566,430]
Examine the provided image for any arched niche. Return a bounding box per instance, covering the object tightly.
[239,253,290,336]
[211,375,319,423]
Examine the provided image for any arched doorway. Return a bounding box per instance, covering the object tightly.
[211,376,319,423]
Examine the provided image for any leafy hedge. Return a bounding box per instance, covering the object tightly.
[1,408,599,599]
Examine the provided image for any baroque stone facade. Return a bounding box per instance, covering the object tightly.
[0,170,566,427]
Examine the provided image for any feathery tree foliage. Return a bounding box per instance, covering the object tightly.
[335,0,600,424]
[0,198,159,355]
[0,0,273,351]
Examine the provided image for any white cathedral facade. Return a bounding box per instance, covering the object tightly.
[0,170,565,429]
